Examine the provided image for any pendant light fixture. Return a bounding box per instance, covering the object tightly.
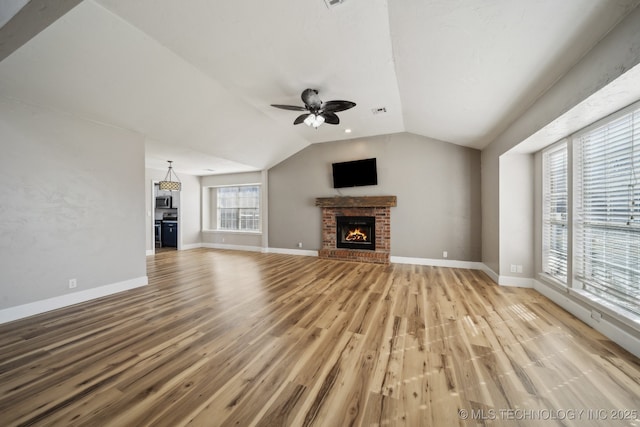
[159,160,181,191]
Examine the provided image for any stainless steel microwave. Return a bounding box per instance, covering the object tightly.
[155,196,172,208]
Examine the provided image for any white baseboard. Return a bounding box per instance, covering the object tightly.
[146,249,154,256]
[474,264,533,288]
[0,276,148,325]
[266,247,319,257]
[391,256,482,270]
[389,259,532,288]
[533,280,640,358]
[390,256,485,270]
[199,244,319,257]
[497,275,534,288]
[201,242,264,253]
[479,264,500,283]
[180,243,202,250]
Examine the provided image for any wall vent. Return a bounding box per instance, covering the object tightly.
[324,0,346,9]
[371,107,387,115]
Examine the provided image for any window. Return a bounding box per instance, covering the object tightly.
[542,142,568,284]
[574,108,640,316]
[216,185,260,231]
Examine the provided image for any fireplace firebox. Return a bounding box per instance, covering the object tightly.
[336,216,375,251]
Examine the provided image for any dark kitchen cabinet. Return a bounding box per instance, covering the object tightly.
[161,222,178,247]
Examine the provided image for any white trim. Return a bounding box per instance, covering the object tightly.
[479,264,500,283]
[201,242,264,253]
[534,279,640,358]
[389,258,533,288]
[475,264,534,288]
[0,276,148,325]
[266,247,319,257]
[180,243,202,250]
[201,230,262,236]
[537,272,568,290]
[146,249,154,256]
[390,256,484,270]
[497,275,534,288]
[568,287,640,332]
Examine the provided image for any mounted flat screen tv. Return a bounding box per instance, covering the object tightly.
[332,158,378,188]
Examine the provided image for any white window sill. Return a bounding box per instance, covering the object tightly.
[568,287,640,332]
[202,229,262,236]
[537,272,568,291]
[536,273,640,334]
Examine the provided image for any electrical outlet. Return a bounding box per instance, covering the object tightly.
[510,264,517,273]
[591,310,602,322]
[516,265,523,273]
[297,242,303,248]
[68,279,77,289]
[442,251,448,258]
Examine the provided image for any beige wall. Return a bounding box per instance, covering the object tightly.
[0,97,146,309]
[269,132,481,261]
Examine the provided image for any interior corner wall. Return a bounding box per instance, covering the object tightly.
[498,154,534,278]
[268,132,481,261]
[145,167,201,251]
[0,97,147,310]
[481,6,640,277]
[481,152,500,274]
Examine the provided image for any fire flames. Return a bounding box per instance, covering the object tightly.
[345,228,368,242]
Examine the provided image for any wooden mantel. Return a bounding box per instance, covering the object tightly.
[314,196,397,208]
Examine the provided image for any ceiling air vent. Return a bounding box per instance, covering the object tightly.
[324,0,346,9]
[372,107,387,115]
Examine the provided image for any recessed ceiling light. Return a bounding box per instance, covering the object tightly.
[345,129,352,133]
[324,0,346,8]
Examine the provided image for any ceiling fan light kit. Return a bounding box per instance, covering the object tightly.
[271,88,355,129]
[304,114,325,128]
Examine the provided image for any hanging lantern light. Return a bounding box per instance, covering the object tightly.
[159,160,181,191]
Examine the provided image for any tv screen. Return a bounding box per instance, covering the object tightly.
[332,158,378,188]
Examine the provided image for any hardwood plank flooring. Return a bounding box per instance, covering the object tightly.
[1,248,639,426]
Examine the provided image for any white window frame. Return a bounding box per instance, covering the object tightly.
[540,101,640,329]
[214,184,261,233]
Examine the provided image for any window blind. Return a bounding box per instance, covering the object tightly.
[216,185,260,231]
[542,143,568,283]
[574,108,640,316]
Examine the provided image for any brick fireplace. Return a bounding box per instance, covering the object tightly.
[315,196,397,264]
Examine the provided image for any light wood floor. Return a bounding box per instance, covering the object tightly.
[1,249,639,426]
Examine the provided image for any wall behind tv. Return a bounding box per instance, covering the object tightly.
[268,132,481,261]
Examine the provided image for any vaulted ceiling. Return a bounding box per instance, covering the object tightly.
[0,0,638,175]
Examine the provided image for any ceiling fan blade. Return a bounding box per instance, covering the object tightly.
[271,104,308,111]
[294,113,311,125]
[322,100,356,113]
[322,112,340,125]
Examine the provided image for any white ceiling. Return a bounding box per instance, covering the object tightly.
[0,0,638,175]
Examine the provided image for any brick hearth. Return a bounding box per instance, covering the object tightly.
[315,196,397,265]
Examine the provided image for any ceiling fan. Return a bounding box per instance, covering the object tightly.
[271,89,356,128]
